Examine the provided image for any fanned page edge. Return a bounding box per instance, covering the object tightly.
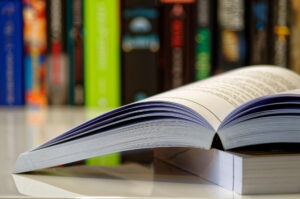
[217,90,300,149]
[35,101,214,151]
[14,101,216,173]
[219,90,300,129]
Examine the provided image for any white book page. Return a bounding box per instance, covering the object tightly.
[282,88,300,95]
[145,65,300,130]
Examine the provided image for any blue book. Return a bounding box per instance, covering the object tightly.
[0,0,24,106]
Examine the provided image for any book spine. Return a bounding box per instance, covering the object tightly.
[159,0,196,91]
[47,0,68,105]
[269,0,290,68]
[83,0,121,165]
[289,0,300,73]
[195,0,212,80]
[247,0,270,65]
[66,0,84,105]
[214,0,246,74]
[0,0,24,106]
[23,0,48,106]
[84,0,120,109]
[121,0,160,104]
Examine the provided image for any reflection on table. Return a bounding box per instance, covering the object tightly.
[0,107,97,197]
[13,160,233,198]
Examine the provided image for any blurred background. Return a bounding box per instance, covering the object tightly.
[0,0,299,165]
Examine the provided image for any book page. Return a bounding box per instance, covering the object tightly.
[145,66,300,130]
[282,88,300,95]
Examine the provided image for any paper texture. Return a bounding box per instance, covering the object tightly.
[147,66,300,130]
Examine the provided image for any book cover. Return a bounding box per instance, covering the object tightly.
[46,0,68,105]
[23,0,48,106]
[195,0,212,80]
[0,0,24,106]
[247,0,270,65]
[121,0,160,104]
[84,0,120,109]
[159,0,196,91]
[214,0,246,74]
[269,0,290,68]
[290,0,300,73]
[66,0,84,106]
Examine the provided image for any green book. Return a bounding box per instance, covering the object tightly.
[84,0,120,109]
[85,154,121,166]
[83,0,121,165]
[83,0,121,166]
[195,0,212,80]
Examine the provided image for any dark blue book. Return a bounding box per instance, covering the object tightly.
[0,0,24,105]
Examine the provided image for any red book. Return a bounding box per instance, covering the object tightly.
[159,0,196,91]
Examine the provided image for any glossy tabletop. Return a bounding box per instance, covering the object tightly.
[1,107,300,199]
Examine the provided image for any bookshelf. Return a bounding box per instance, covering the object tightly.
[0,0,299,107]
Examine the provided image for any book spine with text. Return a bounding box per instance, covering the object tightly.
[214,0,246,74]
[84,0,120,109]
[121,0,160,104]
[195,0,212,80]
[66,0,84,105]
[0,0,24,106]
[83,0,121,165]
[47,0,68,105]
[269,0,290,68]
[289,0,300,73]
[247,0,270,65]
[159,0,196,91]
[23,0,48,106]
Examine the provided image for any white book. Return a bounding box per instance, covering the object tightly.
[14,65,300,180]
[155,148,300,194]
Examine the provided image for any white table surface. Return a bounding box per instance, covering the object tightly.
[1,107,300,199]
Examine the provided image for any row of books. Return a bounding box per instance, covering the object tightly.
[0,0,300,107]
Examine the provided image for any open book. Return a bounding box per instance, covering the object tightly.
[14,65,300,173]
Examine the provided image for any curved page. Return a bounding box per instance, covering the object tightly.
[147,65,300,130]
[218,89,300,149]
[14,119,214,173]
